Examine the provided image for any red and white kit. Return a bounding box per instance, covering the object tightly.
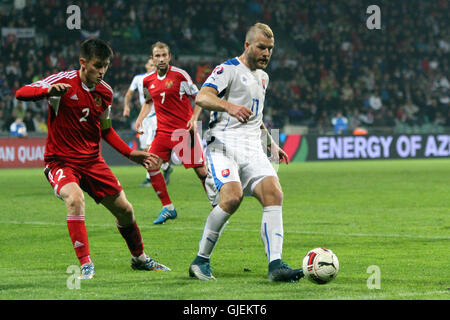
[143,65,204,168]
[16,70,124,202]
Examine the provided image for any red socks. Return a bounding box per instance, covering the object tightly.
[67,215,91,266]
[148,169,172,206]
[117,221,144,257]
[68,216,145,264]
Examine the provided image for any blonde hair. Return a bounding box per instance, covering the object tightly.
[151,41,171,56]
[245,23,274,43]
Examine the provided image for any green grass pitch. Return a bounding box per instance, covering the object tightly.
[0,159,449,300]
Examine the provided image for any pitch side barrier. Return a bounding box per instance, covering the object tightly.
[2,133,449,168]
[282,133,450,162]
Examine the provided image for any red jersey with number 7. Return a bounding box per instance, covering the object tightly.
[15,70,113,163]
[143,65,198,135]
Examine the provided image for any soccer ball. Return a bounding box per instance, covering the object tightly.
[302,248,339,284]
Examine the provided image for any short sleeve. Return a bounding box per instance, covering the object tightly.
[202,64,233,96]
[129,75,140,91]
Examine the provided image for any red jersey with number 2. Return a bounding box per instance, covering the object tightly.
[143,65,198,135]
[16,70,113,163]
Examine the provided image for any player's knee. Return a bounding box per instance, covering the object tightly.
[64,192,85,213]
[115,201,135,225]
[271,188,284,205]
[118,200,134,218]
[221,194,243,214]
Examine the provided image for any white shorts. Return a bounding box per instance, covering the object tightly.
[204,140,278,207]
[139,114,157,150]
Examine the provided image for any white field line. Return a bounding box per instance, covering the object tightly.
[1,220,449,240]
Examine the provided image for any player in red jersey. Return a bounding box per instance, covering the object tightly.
[139,41,208,224]
[15,39,170,279]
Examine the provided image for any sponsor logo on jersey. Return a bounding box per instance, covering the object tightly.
[221,169,230,178]
[213,66,224,74]
[241,75,248,85]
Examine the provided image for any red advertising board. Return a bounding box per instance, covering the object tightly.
[0,137,46,168]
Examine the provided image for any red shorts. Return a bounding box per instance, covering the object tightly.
[149,130,205,168]
[44,157,123,203]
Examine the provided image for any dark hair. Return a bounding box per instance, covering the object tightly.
[80,38,113,62]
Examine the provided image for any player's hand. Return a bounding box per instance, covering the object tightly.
[135,118,144,135]
[129,150,161,169]
[123,105,130,117]
[225,102,252,123]
[47,83,72,97]
[269,143,290,164]
[186,116,198,133]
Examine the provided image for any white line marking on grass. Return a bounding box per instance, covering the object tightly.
[1,220,449,240]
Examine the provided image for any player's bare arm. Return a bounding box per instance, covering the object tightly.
[47,83,72,97]
[260,122,289,164]
[196,86,252,123]
[187,104,202,132]
[135,101,152,134]
[100,118,159,169]
[123,89,134,117]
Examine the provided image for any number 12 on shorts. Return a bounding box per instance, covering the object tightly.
[251,98,259,116]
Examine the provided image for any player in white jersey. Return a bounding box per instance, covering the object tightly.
[189,23,304,282]
[123,58,175,186]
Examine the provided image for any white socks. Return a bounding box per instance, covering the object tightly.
[197,205,231,259]
[197,205,284,263]
[261,206,283,263]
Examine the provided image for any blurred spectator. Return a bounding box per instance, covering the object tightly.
[288,104,303,125]
[402,98,420,126]
[331,111,348,135]
[9,118,27,137]
[368,92,383,111]
[33,113,48,133]
[23,110,35,132]
[1,0,448,135]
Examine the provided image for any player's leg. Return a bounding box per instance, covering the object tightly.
[139,116,154,187]
[189,181,242,280]
[147,135,177,224]
[189,149,242,280]
[101,191,170,271]
[44,162,95,279]
[183,130,208,193]
[252,176,284,263]
[193,164,208,193]
[252,176,303,282]
[58,182,96,279]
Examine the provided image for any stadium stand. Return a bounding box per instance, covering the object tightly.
[1,0,448,135]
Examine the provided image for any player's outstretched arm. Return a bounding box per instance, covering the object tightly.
[16,83,71,101]
[196,86,252,123]
[101,125,160,169]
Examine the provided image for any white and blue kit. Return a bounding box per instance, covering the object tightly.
[129,72,157,149]
[202,57,277,206]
